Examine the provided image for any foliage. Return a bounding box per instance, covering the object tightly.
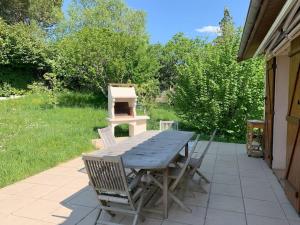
[0,82,25,97]
[0,18,53,96]
[0,19,50,68]
[27,73,64,107]
[152,33,206,90]
[0,18,51,74]
[136,79,160,112]
[0,0,63,28]
[0,93,179,187]
[53,0,160,105]
[54,27,159,99]
[55,0,146,38]
[170,9,265,142]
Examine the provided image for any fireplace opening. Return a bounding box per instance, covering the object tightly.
[114,102,132,116]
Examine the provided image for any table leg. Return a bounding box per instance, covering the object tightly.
[163,168,168,219]
[185,143,189,157]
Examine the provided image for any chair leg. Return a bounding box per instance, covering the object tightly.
[132,193,145,225]
[195,170,210,183]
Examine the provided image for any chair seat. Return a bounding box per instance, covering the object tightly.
[176,156,198,167]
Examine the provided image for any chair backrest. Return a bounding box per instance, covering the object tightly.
[190,129,217,175]
[98,127,117,147]
[160,120,179,131]
[83,155,130,197]
[170,134,200,190]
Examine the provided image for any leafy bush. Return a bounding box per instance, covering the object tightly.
[0,18,51,95]
[0,82,25,97]
[0,19,50,70]
[170,10,265,142]
[27,73,64,107]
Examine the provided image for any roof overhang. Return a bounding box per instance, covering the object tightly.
[238,0,287,61]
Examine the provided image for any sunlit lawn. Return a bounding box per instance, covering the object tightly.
[0,92,178,187]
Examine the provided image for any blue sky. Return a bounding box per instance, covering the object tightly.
[62,0,250,44]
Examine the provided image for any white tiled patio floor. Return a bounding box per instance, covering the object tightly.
[1,141,300,225]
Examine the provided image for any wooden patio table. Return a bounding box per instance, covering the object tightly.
[87,130,195,219]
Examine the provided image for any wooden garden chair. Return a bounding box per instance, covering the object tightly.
[153,134,200,209]
[177,129,217,184]
[188,129,217,183]
[98,126,117,148]
[82,155,147,225]
[159,120,179,131]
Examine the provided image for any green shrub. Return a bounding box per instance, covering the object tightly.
[0,82,25,97]
[170,10,265,142]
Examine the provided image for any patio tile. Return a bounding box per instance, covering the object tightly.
[43,166,88,177]
[183,191,209,207]
[211,183,242,197]
[214,167,239,176]
[246,214,289,225]
[77,208,123,225]
[24,173,75,187]
[272,185,290,204]
[289,220,300,225]
[216,154,237,161]
[41,203,95,224]
[240,177,270,188]
[59,157,86,169]
[281,203,300,221]
[121,216,163,225]
[162,221,189,225]
[205,208,246,225]
[13,199,60,220]
[66,189,99,208]
[212,174,240,185]
[1,215,53,225]
[166,204,206,225]
[0,182,35,196]
[208,194,244,213]
[242,186,278,202]
[239,169,267,179]
[0,194,35,214]
[62,176,89,190]
[41,186,86,203]
[186,179,211,193]
[244,198,285,219]
[13,183,59,199]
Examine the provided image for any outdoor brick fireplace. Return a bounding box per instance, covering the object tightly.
[107,83,149,137]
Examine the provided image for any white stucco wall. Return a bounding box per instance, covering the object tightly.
[272,54,289,169]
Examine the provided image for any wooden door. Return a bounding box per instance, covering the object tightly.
[264,58,276,167]
[285,36,300,213]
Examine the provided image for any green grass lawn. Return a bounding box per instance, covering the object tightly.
[0,92,179,188]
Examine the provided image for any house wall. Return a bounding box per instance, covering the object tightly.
[272,54,289,169]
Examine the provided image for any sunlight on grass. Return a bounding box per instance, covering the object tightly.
[0,93,179,187]
[0,93,108,187]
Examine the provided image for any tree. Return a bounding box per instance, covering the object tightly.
[0,0,62,28]
[154,33,205,90]
[54,28,159,97]
[55,0,146,39]
[53,0,160,106]
[170,9,265,141]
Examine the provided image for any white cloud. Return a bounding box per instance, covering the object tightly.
[195,26,221,35]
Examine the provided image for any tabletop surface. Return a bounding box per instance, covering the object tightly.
[86,130,195,169]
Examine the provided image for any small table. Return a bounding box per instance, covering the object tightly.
[88,130,195,218]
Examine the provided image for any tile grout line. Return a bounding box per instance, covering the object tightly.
[236,144,249,225]
[203,142,219,225]
[266,167,293,225]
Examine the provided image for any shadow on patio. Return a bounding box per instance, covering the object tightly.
[0,141,299,225]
